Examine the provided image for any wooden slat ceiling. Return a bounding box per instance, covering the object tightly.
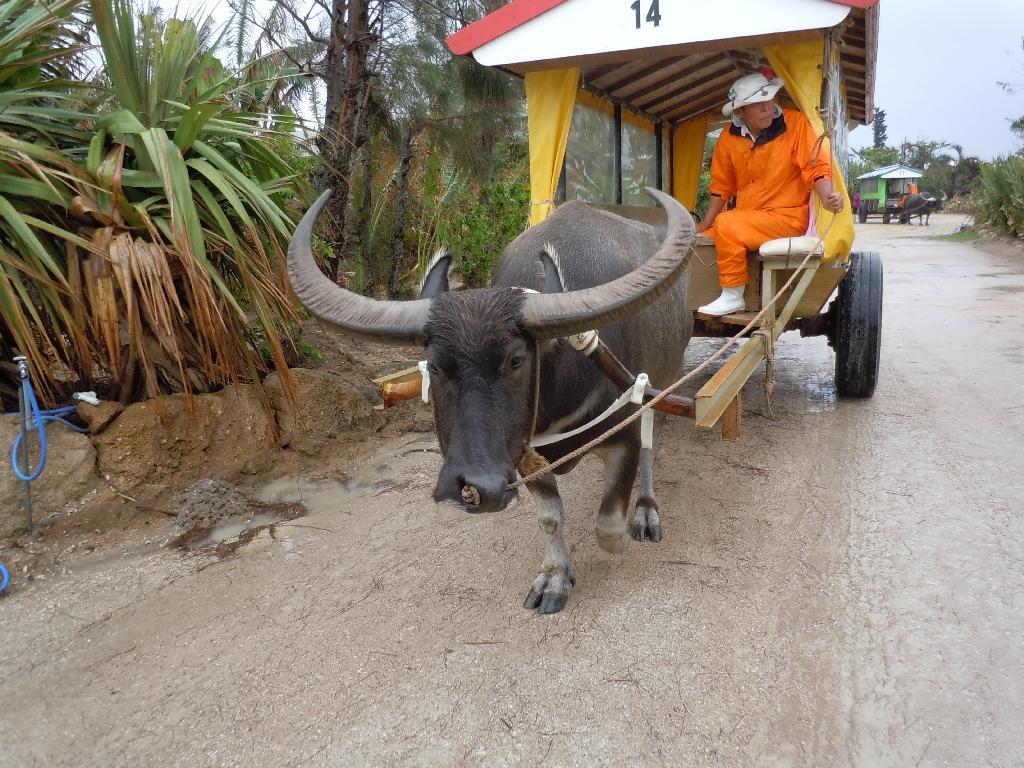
[578,8,873,127]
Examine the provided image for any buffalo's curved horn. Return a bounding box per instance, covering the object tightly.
[520,188,695,338]
[287,190,430,344]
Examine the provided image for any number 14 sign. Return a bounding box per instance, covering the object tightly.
[464,0,850,69]
[631,0,661,29]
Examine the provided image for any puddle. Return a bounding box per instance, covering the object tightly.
[254,438,438,515]
[397,439,440,457]
[256,473,395,515]
[194,512,283,549]
[806,381,838,414]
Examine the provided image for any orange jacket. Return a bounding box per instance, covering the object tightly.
[709,108,832,212]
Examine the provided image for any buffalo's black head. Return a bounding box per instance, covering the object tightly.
[418,248,578,513]
[421,276,534,512]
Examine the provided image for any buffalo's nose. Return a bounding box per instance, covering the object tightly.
[433,469,514,513]
[459,472,513,512]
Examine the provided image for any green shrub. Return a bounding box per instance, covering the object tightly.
[448,175,529,287]
[979,155,1024,238]
[695,169,711,220]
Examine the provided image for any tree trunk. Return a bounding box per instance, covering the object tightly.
[389,122,417,298]
[316,0,373,282]
[320,0,346,135]
[346,75,374,291]
[357,130,374,292]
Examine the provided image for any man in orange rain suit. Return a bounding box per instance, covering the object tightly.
[696,71,845,316]
[899,181,919,209]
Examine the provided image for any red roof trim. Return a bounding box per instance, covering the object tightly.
[446,0,880,56]
[447,0,570,56]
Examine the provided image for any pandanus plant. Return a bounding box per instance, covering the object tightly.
[0,0,306,408]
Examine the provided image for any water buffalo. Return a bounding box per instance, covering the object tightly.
[899,193,943,225]
[288,188,695,613]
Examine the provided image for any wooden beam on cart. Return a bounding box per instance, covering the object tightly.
[721,391,742,441]
[694,334,765,429]
[373,366,422,410]
[694,250,826,433]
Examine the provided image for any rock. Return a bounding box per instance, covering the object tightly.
[0,416,100,538]
[264,368,383,456]
[91,384,278,498]
[76,400,124,435]
[168,479,256,541]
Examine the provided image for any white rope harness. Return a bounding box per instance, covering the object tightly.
[530,371,654,449]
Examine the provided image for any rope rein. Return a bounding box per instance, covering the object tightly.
[511,123,840,490]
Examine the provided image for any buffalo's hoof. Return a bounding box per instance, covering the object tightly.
[524,572,572,614]
[595,523,630,554]
[631,503,663,542]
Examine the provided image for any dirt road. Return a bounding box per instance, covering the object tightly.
[2,214,1022,767]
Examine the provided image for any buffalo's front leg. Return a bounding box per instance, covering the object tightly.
[595,439,641,554]
[524,474,574,614]
[632,415,663,542]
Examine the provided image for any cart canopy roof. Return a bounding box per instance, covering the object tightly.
[857,164,923,181]
[448,0,879,126]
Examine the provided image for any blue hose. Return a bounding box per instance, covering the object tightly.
[9,379,88,482]
[0,563,8,593]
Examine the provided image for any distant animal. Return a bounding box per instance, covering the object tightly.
[288,188,695,614]
[899,193,943,226]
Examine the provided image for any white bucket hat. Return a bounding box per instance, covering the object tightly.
[722,70,784,117]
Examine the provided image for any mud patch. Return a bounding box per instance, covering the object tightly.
[167,479,305,553]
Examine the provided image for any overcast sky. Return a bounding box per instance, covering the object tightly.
[848,0,1024,159]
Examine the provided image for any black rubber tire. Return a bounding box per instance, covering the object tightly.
[835,251,882,397]
[882,210,891,224]
[858,206,868,223]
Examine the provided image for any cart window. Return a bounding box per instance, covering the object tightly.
[622,119,657,206]
[824,38,850,178]
[565,100,616,204]
[861,178,878,194]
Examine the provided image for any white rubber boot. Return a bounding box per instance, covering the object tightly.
[697,286,746,316]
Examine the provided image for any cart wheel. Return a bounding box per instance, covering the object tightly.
[858,206,867,223]
[882,210,891,224]
[835,251,882,398]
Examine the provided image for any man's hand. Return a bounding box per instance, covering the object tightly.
[813,180,844,214]
[822,191,844,213]
[697,196,726,234]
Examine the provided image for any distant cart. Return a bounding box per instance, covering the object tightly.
[856,164,923,223]
[435,0,882,438]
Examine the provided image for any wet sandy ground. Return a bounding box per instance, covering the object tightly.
[2,214,1022,767]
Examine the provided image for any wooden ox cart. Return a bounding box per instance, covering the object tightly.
[383,0,883,439]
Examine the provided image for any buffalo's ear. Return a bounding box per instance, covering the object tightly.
[419,248,452,298]
[538,243,566,293]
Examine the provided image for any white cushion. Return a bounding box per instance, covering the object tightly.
[758,236,824,258]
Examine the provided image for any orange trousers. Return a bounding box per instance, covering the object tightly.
[708,207,809,288]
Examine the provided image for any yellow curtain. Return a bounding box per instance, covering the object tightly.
[764,39,854,262]
[671,112,711,211]
[525,68,579,226]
